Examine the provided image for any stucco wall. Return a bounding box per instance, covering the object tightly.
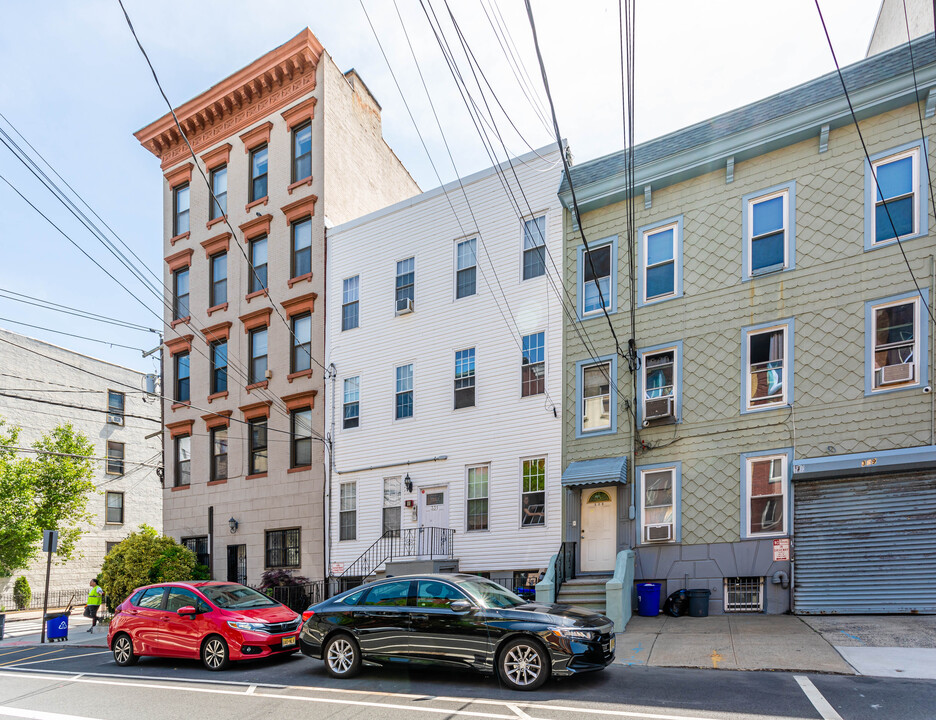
[866,0,934,57]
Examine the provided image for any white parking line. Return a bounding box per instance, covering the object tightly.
[794,676,844,720]
[0,707,102,720]
[12,652,112,666]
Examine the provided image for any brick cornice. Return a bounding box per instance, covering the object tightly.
[164,334,194,357]
[200,321,232,343]
[166,247,194,272]
[280,194,317,225]
[201,143,232,170]
[200,232,231,258]
[280,291,317,318]
[167,419,194,438]
[165,163,193,188]
[282,390,317,411]
[239,307,273,332]
[281,96,317,129]
[201,409,233,429]
[240,121,273,152]
[239,214,272,240]
[239,399,273,420]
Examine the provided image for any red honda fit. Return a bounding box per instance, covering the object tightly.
[107,581,302,670]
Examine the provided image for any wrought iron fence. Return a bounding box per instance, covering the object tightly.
[251,581,330,613]
[0,588,85,613]
[555,541,576,596]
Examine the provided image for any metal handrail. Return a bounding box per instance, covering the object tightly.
[555,541,576,597]
[337,526,455,582]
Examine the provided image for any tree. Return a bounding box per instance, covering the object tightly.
[0,418,96,576]
[13,576,31,610]
[100,526,198,608]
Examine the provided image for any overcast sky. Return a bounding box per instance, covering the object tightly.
[0,0,888,374]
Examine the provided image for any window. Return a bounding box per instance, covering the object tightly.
[343,377,360,429]
[467,465,489,532]
[107,390,124,419]
[265,529,300,568]
[522,215,546,280]
[293,122,312,182]
[291,408,313,468]
[521,458,545,527]
[292,217,312,278]
[743,184,793,278]
[175,352,190,403]
[742,452,788,537]
[383,477,402,536]
[249,236,268,293]
[724,577,764,613]
[867,143,925,248]
[248,418,267,475]
[581,362,611,432]
[105,541,119,555]
[182,536,209,568]
[456,238,477,299]
[639,344,679,423]
[249,328,268,384]
[105,491,124,524]
[639,467,676,543]
[454,348,475,409]
[210,340,227,395]
[173,267,190,320]
[579,240,615,317]
[639,218,682,304]
[362,581,412,607]
[106,441,124,475]
[211,427,228,482]
[743,322,792,412]
[249,144,268,202]
[395,257,415,312]
[339,482,356,541]
[166,588,210,614]
[292,313,312,373]
[395,364,413,419]
[173,183,189,236]
[342,276,359,331]
[136,587,166,609]
[867,293,925,392]
[210,252,227,307]
[174,435,191,487]
[210,165,227,220]
[521,332,545,397]
[417,580,466,608]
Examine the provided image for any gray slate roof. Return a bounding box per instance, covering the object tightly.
[560,35,936,195]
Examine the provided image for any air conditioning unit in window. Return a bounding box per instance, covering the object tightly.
[644,396,674,422]
[106,413,124,426]
[645,523,672,542]
[395,297,414,316]
[878,363,914,386]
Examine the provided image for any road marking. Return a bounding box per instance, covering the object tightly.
[794,676,844,720]
[10,652,111,667]
[0,707,102,720]
[246,684,256,695]
[710,650,722,669]
[507,704,534,720]
[0,651,61,668]
[0,667,286,689]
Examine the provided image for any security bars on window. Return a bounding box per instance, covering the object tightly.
[724,577,764,612]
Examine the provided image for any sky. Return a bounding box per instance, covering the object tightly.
[0,0,887,374]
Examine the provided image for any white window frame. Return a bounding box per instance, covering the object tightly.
[745,188,790,277]
[395,256,415,311]
[519,456,546,529]
[343,376,360,429]
[579,240,616,318]
[640,346,677,421]
[870,295,921,392]
[521,331,546,398]
[639,466,677,545]
[465,464,490,533]
[641,221,678,304]
[342,275,360,331]
[743,453,788,538]
[870,146,920,247]
[394,363,414,421]
[339,482,357,541]
[521,214,547,281]
[743,324,790,412]
[383,476,402,536]
[581,361,612,433]
[455,238,478,300]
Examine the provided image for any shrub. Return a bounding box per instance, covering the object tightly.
[13,576,31,610]
[259,568,311,589]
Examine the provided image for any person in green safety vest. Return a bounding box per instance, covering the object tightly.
[85,579,104,633]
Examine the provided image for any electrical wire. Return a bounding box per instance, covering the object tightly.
[0,288,158,333]
[0,317,148,353]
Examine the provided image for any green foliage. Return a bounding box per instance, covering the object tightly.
[0,419,96,576]
[192,564,211,581]
[99,528,198,609]
[12,576,31,610]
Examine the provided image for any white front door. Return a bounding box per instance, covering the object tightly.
[580,486,617,572]
[419,487,448,529]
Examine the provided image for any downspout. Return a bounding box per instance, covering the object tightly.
[326,365,336,580]
[931,255,934,446]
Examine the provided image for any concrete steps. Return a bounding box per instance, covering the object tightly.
[557,576,611,614]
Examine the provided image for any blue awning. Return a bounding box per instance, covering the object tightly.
[562,456,628,487]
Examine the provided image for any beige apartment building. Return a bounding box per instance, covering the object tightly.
[134,29,419,584]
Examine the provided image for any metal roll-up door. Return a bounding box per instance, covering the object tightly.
[793,472,936,614]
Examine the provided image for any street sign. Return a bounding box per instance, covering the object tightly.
[330,562,345,575]
[773,538,790,561]
[42,530,58,553]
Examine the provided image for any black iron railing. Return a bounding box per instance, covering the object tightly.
[253,582,330,613]
[338,526,455,582]
[0,588,84,613]
[555,541,576,596]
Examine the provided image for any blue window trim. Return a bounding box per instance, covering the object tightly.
[740,317,795,415]
[741,181,796,281]
[637,216,683,307]
[635,461,682,545]
[739,447,792,540]
[636,340,683,425]
[576,235,618,321]
[575,354,617,439]
[864,289,929,396]
[864,139,929,251]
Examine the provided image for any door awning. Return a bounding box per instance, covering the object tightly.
[562,456,627,487]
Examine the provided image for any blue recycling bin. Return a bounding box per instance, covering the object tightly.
[45,612,69,641]
[636,583,662,617]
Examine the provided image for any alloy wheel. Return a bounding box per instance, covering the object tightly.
[504,644,542,687]
[327,638,354,674]
[114,637,131,664]
[204,639,226,669]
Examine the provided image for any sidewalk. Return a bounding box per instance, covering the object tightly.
[0,612,108,648]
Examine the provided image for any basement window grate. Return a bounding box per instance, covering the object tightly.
[724,576,763,612]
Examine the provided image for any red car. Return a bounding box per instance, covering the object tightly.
[107,581,302,670]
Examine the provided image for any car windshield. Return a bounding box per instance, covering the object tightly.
[456,579,526,609]
[200,584,280,610]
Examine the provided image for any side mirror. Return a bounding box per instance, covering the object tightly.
[449,599,474,613]
[177,606,197,617]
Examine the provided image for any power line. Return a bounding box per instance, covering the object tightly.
[5,445,162,469]
[0,391,159,423]
[0,288,158,333]
[0,317,148,353]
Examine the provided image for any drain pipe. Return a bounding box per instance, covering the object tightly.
[930,256,934,446]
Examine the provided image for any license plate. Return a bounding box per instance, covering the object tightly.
[281,635,296,648]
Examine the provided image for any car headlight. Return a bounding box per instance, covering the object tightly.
[227,621,265,631]
[550,627,597,640]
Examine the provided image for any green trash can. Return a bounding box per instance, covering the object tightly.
[688,589,710,617]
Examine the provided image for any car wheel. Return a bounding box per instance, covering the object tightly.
[323,634,361,678]
[499,637,550,691]
[112,633,138,667]
[201,635,230,671]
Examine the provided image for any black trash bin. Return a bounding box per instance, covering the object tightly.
[687,589,711,617]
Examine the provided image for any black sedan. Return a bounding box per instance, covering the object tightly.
[298,573,615,691]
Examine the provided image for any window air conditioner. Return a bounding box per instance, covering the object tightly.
[106,413,124,426]
[878,363,914,386]
[395,297,414,315]
[645,523,672,542]
[644,396,674,422]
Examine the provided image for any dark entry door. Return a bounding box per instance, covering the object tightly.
[227,544,246,584]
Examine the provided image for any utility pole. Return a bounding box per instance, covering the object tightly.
[39,530,58,644]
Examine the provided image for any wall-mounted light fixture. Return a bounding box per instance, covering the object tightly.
[229,517,239,534]
[404,473,413,493]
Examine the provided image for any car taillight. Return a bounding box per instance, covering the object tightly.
[302,610,315,622]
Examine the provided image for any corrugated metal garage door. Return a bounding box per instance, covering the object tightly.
[794,472,936,614]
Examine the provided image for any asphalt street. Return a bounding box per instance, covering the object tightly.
[0,646,933,720]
